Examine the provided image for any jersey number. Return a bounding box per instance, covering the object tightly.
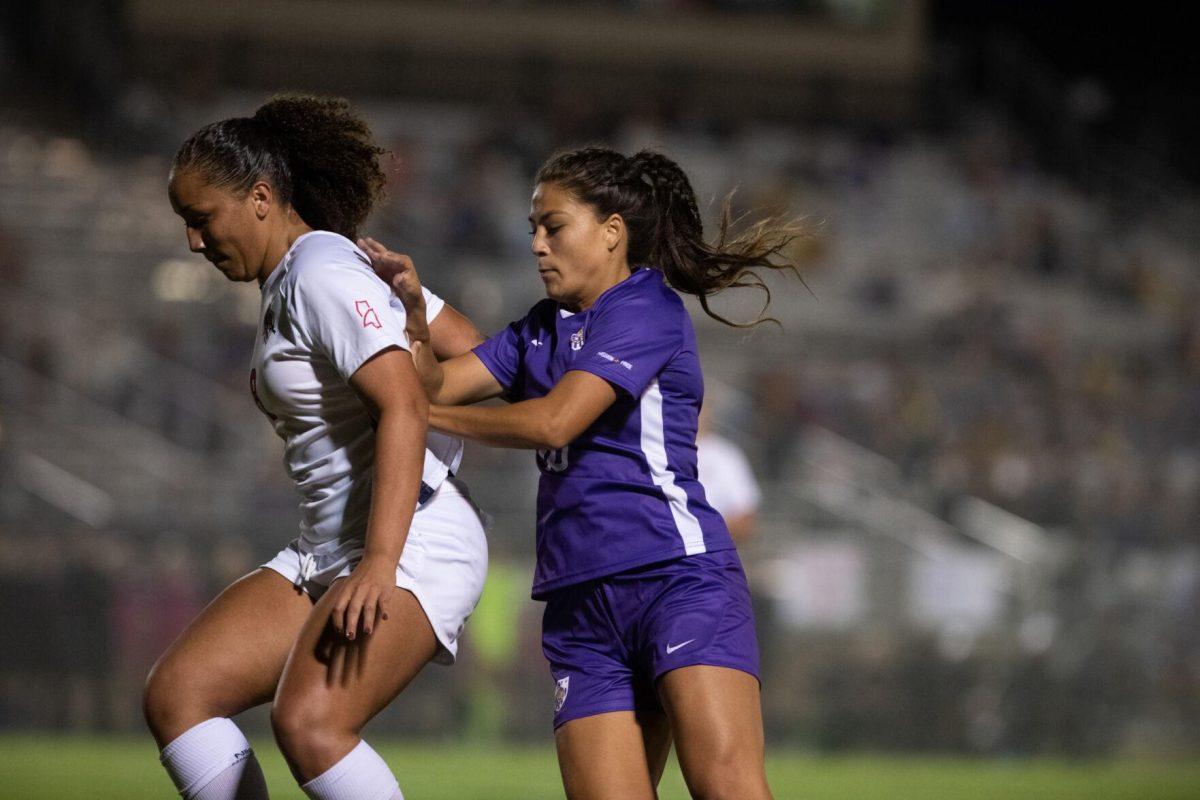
[538,446,569,473]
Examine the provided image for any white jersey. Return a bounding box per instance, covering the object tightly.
[697,432,761,521]
[250,230,463,548]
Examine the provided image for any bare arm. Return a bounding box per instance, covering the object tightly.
[359,237,502,406]
[356,234,486,361]
[328,346,427,640]
[428,304,485,360]
[429,370,618,450]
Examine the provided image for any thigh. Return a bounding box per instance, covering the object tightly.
[657,665,771,799]
[274,582,439,739]
[544,580,672,798]
[555,708,671,800]
[145,568,313,747]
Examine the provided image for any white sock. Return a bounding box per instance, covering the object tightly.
[160,717,269,799]
[300,739,402,800]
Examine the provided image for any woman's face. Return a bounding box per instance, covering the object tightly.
[168,168,272,283]
[529,181,621,308]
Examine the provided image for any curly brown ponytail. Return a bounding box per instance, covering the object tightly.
[173,94,386,240]
[535,146,804,327]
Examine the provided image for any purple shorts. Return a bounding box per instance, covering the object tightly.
[541,548,761,729]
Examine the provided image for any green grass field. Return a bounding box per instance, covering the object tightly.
[1,736,1198,799]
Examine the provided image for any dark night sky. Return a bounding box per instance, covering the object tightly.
[931,1,1200,180]
[932,2,1195,88]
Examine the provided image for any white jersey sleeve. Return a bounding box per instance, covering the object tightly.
[422,286,445,322]
[292,258,411,383]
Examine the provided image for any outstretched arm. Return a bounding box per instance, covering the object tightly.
[428,304,486,360]
[359,237,502,406]
[429,370,617,450]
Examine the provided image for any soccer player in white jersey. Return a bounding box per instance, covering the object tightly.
[144,96,488,800]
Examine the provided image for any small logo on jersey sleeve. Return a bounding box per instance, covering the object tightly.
[355,300,383,329]
[597,351,633,370]
[569,329,585,351]
[554,676,570,712]
[262,307,276,341]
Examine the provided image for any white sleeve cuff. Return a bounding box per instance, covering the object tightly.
[422,286,446,322]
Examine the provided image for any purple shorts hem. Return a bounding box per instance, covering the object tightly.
[653,658,762,686]
[553,700,641,730]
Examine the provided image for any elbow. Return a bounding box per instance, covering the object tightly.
[542,430,572,451]
[410,391,429,424]
[388,391,428,430]
[540,414,575,451]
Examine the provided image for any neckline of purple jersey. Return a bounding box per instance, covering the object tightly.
[579,266,650,313]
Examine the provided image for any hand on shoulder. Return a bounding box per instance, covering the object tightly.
[358,237,424,317]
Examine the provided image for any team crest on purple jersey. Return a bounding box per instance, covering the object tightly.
[554,676,570,711]
[569,328,585,350]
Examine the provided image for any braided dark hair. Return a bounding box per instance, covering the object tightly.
[535,146,804,327]
[172,95,386,240]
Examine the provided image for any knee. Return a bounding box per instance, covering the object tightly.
[143,658,191,744]
[689,774,771,800]
[684,747,770,800]
[271,698,354,780]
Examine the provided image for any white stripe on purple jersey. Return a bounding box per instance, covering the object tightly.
[640,378,707,556]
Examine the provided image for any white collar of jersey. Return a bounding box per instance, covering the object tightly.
[260,230,332,295]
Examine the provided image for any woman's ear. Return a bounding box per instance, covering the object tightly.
[603,213,625,253]
[251,181,273,221]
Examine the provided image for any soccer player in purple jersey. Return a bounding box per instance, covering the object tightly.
[363,146,801,799]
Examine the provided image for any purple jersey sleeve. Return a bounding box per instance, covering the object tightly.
[571,292,683,398]
[472,319,525,395]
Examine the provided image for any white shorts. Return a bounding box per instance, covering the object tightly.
[263,477,488,664]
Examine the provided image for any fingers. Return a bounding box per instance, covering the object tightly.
[357,236,388,262]
[328,582,349,638]
[345,585,374,641]
[358,237,412,273]
[329,581,393,641]
[358,238,424,308]
[359,588,393,637]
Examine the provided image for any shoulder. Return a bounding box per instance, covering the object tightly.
[609,269,686,318]
[284,232,379,293]
[593,269,689,339]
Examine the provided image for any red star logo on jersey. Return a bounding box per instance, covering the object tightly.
[355,300,382,329]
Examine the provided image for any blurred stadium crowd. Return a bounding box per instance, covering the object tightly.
[1,0,1198,759]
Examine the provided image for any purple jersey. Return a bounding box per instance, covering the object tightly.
[473,268,735,598]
